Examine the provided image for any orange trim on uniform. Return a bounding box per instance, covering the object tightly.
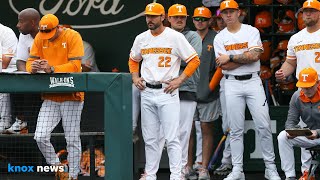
[286,56,296,60]
[183,56,200,77]
[184,53,198,63]
[129,58,139,73]
[248,46,263,51]
[209,67,223,91]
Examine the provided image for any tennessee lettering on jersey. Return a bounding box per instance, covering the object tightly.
[141,48,172,55]
[224,42,248,51]
[294,43,320,52]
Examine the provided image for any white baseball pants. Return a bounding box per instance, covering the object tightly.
[0,93,11,124]
[158,100,197,168]
[277,130,320,178]
[132,84,141,131]
[141,88,182,180]
[34,100,83,178]
[225,75,276,172]
[219,77,232,165]
[195,121,203,163]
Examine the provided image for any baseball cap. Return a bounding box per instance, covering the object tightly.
[38,14,59,40]
[193,7,212,18]
[220,0,239,12]
[296,67,319,88]
[168,4,188,17]
[302,0,320,11]
[145,3,165,16]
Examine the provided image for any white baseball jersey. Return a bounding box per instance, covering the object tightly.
[15,33,33,62]
[0,23,18,72]
[287,28,320,79]
[130,27,197,83]
[83,41,99,72]
[214,24,263,75]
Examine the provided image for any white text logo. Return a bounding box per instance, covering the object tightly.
[9,0,146,29]
[49,77,74,88]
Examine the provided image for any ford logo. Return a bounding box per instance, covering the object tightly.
[9,0,156,29]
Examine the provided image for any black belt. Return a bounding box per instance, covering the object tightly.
[225,74,253,81]
[146,83,162,89]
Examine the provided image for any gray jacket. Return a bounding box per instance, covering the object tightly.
[179,29,202,93]
[196,30,219,103]
[285,89,320,137]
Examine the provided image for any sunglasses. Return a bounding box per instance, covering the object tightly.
[38,27,56,33]
[193,17,210,22]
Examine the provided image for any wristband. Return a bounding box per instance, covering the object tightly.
[50,66,55,73]
[229,55,234,62]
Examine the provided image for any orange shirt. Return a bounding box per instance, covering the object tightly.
[27,28,84,102]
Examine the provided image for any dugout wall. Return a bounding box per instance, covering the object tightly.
[0,73,132,180]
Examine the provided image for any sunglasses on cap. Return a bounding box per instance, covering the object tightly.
[193,17,210,22]
[38,27,56,33]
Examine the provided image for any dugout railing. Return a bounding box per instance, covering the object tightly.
[0,73,132,180]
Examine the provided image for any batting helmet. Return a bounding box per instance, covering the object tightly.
[255,11,272,33]
[253,0,272,5]
[275,9,295,33]
[260,66,272,80]
[277,0,293,5]
[279,81,296,91]
[260,40,272,62]
[277,40,289,51]
[270,56,281,73]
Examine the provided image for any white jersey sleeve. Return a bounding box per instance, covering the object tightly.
[248,27,263,51]
[286,36,296,60]
[175,33,197,62]
[0,26,18,56]
[130,35,143,62]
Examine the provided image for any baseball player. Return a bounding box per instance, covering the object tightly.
[275,1,320,179]
[154,3,202,179]
[187,6,220,180]
[214,1,281,180]
[278,67,320,180]
[0,22,18,133]
[6,8,42,135]
[26,14,84,180]
[129,3,200,180]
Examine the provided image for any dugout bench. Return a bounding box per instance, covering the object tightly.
[0,73,132,180]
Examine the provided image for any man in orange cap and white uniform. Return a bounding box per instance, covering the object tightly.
[278,67,320,180]
[27,14,84,180]
[275,1,320,178]
[129,2,200,180]
[214,1,281,180]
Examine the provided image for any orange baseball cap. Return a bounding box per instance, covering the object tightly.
[220,0,239,12]
[168,4,188,17]
[302,0,320,11]
[296,67,319,88]
[145,3,165,16]
[38,14,59,40]
[193,7,212,18]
